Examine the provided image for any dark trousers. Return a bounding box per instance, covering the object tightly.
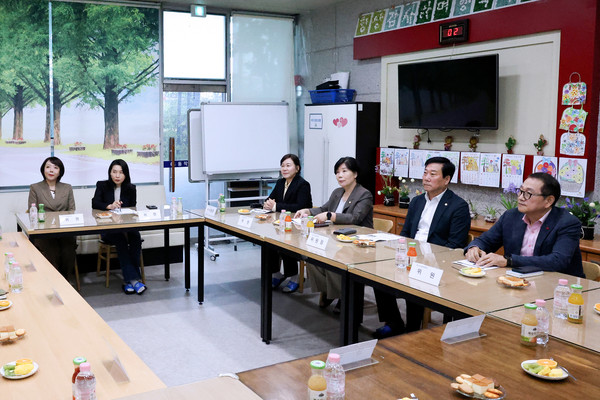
[35,237,76,279]
[374,289,424,333]
[102,231,142,283]
[270,253,299,277]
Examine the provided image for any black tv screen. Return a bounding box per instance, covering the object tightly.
[397,54,499,130]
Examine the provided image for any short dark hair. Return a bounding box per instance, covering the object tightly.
[40,157,65,182]
[528,172,560,206]
[280,153,301,173]
[425,157,455,180]
[334,156,360,176]
[107,159,132,187]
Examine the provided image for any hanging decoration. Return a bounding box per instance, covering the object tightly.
[444,135,453,151]
[561,72,587,105]
[560,132,586,156]
[413,134,421,149]
[559,105,587,133]
[468,135,479,152]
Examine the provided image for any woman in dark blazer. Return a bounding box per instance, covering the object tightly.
[265,154,312,293]
[28,157,76,279]
[92,159,145,295]
[295,156,373,310]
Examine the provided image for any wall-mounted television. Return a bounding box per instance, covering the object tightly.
[397,54,499,130]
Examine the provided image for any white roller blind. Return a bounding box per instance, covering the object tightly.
[230,14,294,102]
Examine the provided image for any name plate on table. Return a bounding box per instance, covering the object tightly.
[307,233,329,250]
[137,209,161,221]
[441,315,486,344]
[237,215,253,229]
[205,205,217,217]
[408,262,443,286]
[59,214,84,227]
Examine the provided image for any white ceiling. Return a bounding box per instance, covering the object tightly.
[130,0,345,14]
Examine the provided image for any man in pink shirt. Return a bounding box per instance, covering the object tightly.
[465,173,584,277]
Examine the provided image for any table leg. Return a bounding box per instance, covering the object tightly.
[198,224,204,304]
[164,228,170,281]
[348,277,365,344]
[184,226,190,291]
[261,244,276,344]
[340,271,349,346]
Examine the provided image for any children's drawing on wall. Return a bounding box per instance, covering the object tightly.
[559,106,587,133]
[558,158,587,198]
[460,152,480,185]
[559,132,585,156]
[501,154,525,189]
[479,153,501,187]
[532,156,557,178]
[442,151,460,184]
[379,148,395,176]
[393,149,409,178]
[409,150,426,179]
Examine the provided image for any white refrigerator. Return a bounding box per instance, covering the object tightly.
[303,102,380,206]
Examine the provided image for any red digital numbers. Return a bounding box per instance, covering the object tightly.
[445,27,463,37]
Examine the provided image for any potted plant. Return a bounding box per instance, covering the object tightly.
[375,164,398,206]
[500,183,519,211]
[69,141,85,151]
[398,179,413,209]
[483,205,499,223]
[468,199,478,220]
[534,134,548,156]
[137,143,159,158]
[562,197,599,240]
[505,136,516,154]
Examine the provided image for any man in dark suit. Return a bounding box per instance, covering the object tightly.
[466,172,584,277]
[373,157,470,338]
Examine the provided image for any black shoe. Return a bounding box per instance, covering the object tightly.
[319,293,334,308]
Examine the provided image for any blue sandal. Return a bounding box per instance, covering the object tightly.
[133,281,146,295]
[272,276,286,289]
[282,280,299,294]
[123,283,135,295]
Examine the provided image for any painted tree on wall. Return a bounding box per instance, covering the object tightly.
[76,4,159,149]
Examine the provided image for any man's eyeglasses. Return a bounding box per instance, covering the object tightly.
[517,188,547,200]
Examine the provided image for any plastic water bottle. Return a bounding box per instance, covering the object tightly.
[535,299,550,346]
[301,214,308,237]
[170,196,177,218]
[553,278,571,319]
[279,209,286,233]
[307,216,315,235]
[74,362,96,400]
[324,352,345,400]
[395,237,408,269]
[4,252,14,280]
[8,261,23,293]
[29,203,38,229]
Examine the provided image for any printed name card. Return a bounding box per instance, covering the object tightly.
[441,315,486,344]
[205,205,217,217]
[307,233,329,250]
[59,214,84,227]
[408,262,443,286]
[137,209,161,221]
[237,215,253,229]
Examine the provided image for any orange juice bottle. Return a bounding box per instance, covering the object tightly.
[307,360,327,400]
[406,242,418,269]
[567,284,584,324]
[285,211,292,232]
[520,303,538,346]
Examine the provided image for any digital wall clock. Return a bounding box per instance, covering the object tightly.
[439,19,469,45]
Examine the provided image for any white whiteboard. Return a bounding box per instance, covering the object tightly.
[188,102,289,181]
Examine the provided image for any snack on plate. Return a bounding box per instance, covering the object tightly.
[3,359,35,377]
[451,373,503,398]
[353,239,376,247]
[0,300,10,308]
[461,267,482,275]
[595,303,600,312]
[0,326,26,342]
[497,275,529,287]
[336,234,356,241]
[96,212,112,218]
[255,214,268,220]
[237,209,250,214]
[522,359,564,377]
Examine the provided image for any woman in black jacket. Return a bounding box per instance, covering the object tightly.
[92,159,145,295]
[265,154,312,293]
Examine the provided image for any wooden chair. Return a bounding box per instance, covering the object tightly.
[582,260,600,281]
[373,217,394,233]
[97,239,145,288]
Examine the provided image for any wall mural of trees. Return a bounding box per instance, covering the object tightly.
[0,0,160,187]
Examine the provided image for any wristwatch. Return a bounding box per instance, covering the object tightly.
[504,254,512,267]
[326,211,332,221]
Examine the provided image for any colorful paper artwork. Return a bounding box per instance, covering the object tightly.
[393,149,409,178]
[479,153,501,187]
[559,132,585,156]
[444,151,460,184]
[501,154,525,189]
[460,152,480,185]
[532,156,557,178]
[559,107,588,133]
[379,148,395,176]
[558,158,587,198]
[409,149,427,179]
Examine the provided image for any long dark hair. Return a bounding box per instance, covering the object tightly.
[107,159,132,187]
